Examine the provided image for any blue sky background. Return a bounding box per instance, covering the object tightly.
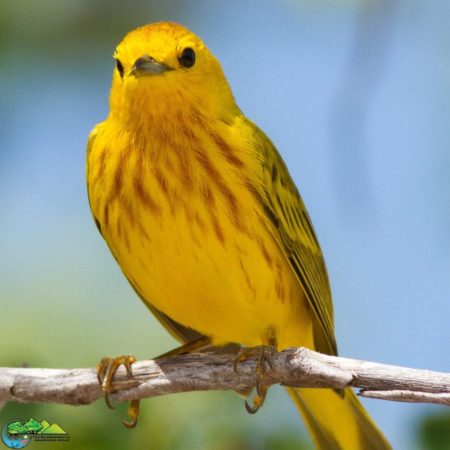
[1,1,449,449]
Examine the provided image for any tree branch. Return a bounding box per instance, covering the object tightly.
[1,347,449,407]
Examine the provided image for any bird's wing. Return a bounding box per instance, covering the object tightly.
[245,120,337,355]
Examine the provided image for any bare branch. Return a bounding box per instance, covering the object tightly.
[1,347,449,407]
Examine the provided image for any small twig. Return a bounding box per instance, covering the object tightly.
[0,347,449,407]
[359,390,450,405]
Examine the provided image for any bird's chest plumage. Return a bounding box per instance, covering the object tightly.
[88,125,303,346]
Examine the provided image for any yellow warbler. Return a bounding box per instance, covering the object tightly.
[87,22,391,449]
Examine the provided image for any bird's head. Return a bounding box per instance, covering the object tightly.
[109,22,239,124]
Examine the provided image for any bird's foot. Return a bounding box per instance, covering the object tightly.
[96,355,140,428]
[234,345,276,414]
[96,337,212,428]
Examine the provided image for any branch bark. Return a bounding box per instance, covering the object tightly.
[1,347,449,407]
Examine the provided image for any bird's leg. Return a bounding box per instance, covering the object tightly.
[234,345,276,414]
[155,335,212,359]
[96,336,211,427]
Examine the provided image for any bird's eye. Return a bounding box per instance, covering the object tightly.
[116,59,124,78]
[178,47,196,68]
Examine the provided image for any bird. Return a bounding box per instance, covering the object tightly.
[87,22,391,449]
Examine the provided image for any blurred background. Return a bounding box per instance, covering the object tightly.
[1,0,449,449]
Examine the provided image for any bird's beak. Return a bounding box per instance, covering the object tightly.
[131,54,173,76]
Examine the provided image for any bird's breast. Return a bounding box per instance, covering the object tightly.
[87,123,306,346]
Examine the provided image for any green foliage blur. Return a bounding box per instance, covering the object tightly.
[1,391,311,450]
[418,411,450,450]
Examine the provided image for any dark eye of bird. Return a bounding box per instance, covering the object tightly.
[116,59,124,78]
[178,47,196,68]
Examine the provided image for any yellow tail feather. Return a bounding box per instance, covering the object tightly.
[287,387,391,450]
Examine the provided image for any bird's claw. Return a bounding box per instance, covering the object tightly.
[123,398,140,428]
[234,345,276,414]
[96,354,140,427]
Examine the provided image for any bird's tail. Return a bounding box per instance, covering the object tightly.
[286,386,391,450]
